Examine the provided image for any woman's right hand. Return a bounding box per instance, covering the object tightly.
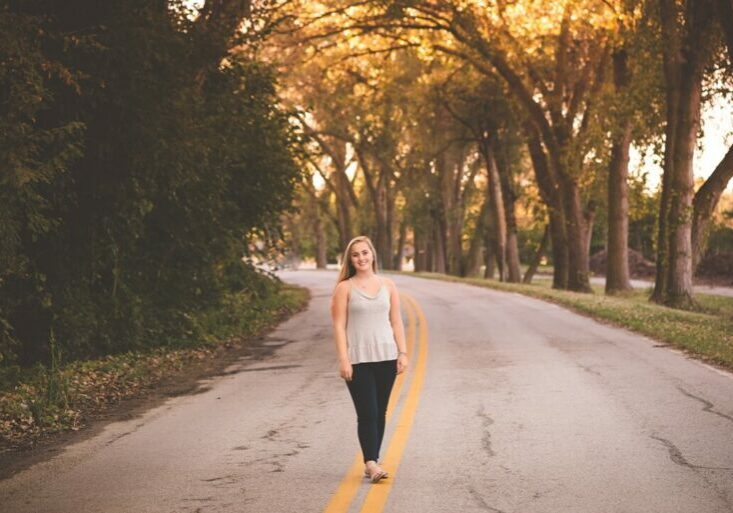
[339,359,353,381]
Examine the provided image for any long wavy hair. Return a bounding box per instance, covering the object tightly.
[337,236,379,283]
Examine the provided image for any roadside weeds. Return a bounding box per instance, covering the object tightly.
[0,284,309,452]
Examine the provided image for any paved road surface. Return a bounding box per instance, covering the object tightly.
[1,271,732,512]
[531,274,733,298]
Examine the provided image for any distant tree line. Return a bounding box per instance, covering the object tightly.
[0,1,301,366]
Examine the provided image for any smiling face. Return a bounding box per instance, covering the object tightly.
[337,235,379,283]
[350,241,374,274]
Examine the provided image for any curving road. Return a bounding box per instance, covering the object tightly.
[1,271,732,513]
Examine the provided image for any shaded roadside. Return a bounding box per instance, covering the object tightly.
[0,284,309,472]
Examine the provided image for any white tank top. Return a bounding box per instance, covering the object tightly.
[346,278,398,364]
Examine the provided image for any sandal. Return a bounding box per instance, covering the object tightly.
[369,468,388,483]
[364,468,389,478]
[364,463,388,483]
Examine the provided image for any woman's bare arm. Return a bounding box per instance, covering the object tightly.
[331,281,352,380]
[385,278,409,373]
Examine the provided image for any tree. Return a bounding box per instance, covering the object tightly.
[437,70,524,281]
[690,0,733,272]
[369,1,625,291]
[1,1,301,365]
[605,48,635,294]
[651,0,719,307]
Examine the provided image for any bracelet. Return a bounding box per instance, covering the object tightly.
[398,351,407,356]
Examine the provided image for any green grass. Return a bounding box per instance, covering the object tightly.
[0,284,309,448]
[409,272,733,371]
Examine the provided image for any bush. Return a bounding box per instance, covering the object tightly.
[0,3,301,367]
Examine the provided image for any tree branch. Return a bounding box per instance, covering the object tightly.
[692,143,733,265]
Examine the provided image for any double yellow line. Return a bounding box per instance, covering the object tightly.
[322,293,429,513]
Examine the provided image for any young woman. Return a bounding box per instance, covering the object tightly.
[330,235,409,483]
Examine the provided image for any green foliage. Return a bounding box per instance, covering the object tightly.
[0,9,86,365]
[704,198,733,255]
[628,172,660,260]
[0,2,301,367]
[705,224,733,254]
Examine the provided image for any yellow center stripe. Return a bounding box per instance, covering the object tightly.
[321,292,429,513]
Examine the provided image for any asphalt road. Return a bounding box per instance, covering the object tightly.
[1,271,732,513]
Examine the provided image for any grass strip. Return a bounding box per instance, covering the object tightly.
[0,283,309,450]
[408,272,733,372]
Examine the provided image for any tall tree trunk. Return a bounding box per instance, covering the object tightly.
[484,206,497,279]
[439,152,465,276]
[481,141,507,281]
[315,213,327,269]
[386,181,396,269]
[652,0,715,307]
[425,229,434,272]
[548,212,569,289]
[433,210,447,274]
[606,121,633,293]
[664,78,699,306]
[651,79,675,302]
[505,232,521,282]
[651,0,680,303]
[374,177,393,270]
[465,194,490,277]
[493,138,521,282]
[498,168,521,283]
[335,166,354,250]
[605,50,634,294]
[523,224,550,284]
[525,124,568,289]
[556,171,593,292]
[583,201,597,265]
[483,243,496,279]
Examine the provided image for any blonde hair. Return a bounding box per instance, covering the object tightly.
[337,236,379,283]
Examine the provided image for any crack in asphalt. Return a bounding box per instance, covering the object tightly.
[468,487,507,513]
[577,363,602,377]
[651,434,733,471]
[105,430,133,446]
[676,386,733,424]
[237,364,302,373]
[262,429,279,441]
[477,407,496,458]
[650,433,733,510]
[201,475,235,483]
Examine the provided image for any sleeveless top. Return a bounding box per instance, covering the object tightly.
[346,278,399,364]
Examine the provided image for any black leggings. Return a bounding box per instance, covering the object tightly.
[346,360,397,463]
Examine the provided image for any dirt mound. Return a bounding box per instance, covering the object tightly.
[695,252,733,286]
[589,248,656,278]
